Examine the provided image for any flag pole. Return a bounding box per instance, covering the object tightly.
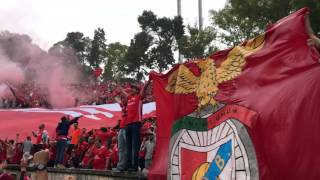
[177,0,183,64]
[198,0,203,31]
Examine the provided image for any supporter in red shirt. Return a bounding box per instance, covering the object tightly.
[94,128,112,145]
[80,128,87,139]
[11,143,23,164]
[92,139,111,170]
[108,128,117,138]
[116,81,150,172]
[80,137,95,169]
[74,137,89,159]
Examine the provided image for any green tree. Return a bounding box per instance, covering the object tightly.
[49,31,93,79]
[124,31,153,80]
[211,0,320,46]
[64,32,91,65]
[137,11,180,72]
[179,26,217,60]
[50,32,91,66]
[88,28,107,68]
[124,11,185,79]
[104,42,128,81]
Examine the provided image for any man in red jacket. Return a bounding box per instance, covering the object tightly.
[116,81,150,172]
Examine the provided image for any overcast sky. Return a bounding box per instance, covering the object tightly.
[0,0,226,50]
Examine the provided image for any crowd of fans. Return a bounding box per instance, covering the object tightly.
[0,117,155,169]
[0,116,155,179]
[0,81,154,109]
[0,80,156,180]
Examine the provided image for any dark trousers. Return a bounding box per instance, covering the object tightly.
[139,157,145,171]
[55,139,67,164]
[126,122,141,170]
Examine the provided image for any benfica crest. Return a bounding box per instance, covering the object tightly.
[168,104,259,180]
[165,34,264,180]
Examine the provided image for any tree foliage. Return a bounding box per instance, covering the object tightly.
[64,32,91,65]
[211,0,320,46]
[124,31,153,80]
[123,11,186,80]
[104,42,128,81]
[88,28,107,68]
[179,26,217,60]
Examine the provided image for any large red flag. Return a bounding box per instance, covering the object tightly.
[150,8,320,180]
[0,102,156,140]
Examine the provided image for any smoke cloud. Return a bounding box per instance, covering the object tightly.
[0,31,87,108]
[0,48,24,84]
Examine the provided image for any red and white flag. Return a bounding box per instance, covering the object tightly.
[0,102,156,140]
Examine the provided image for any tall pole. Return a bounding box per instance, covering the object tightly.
[177,0,183,63]
[198,0,203,31]
[177,0,181,16]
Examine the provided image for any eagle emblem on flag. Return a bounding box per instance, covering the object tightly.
[165,35,265,110]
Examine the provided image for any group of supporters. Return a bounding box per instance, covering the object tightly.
[0,81,155,180]
[0,80,154,109]
[0,118,155,170]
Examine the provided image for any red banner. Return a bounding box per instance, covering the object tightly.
[150,8,320,180]
[0,103,156,140]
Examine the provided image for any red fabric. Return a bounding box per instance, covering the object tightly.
[35,130,43,144]
[0,173,14,180]
[181,148,207,180]
[94,130,112,144]
[139,149,146,158]
[124,95,141,125]
[149,69,198,179]
[214,8,320,180]
[75,141,89,157]
[11,146,23,164]
[111,144,118,166]
[92,146,111,170]
[93,68,103,78]
[149,8,320,180]
[207,104,257,128]
[0,103,155,140]
[49,146,56,162]
[108,130,117,138]
[81,145,96,167]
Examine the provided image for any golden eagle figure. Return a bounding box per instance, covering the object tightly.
[166,35,265,110]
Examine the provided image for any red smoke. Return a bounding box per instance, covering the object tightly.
[0,31,87,108]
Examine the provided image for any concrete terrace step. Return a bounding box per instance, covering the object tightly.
[2,165,148,180]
